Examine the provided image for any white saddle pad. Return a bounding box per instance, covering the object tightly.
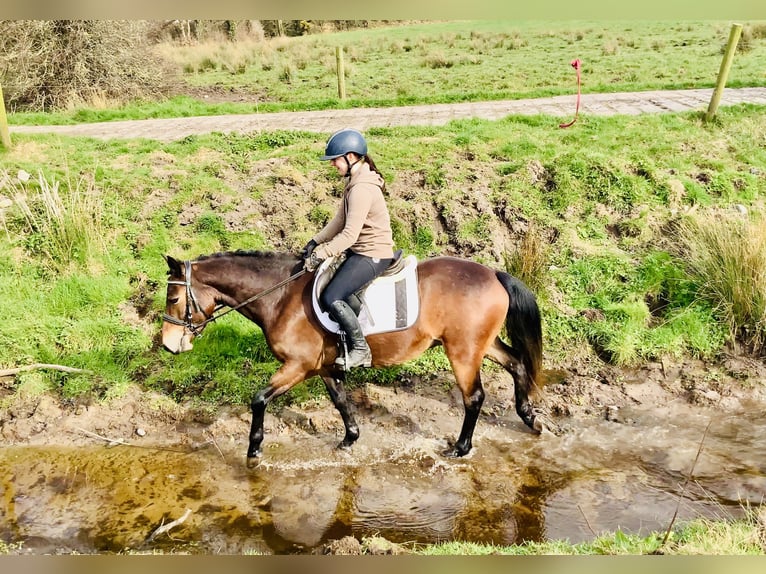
[312,254,420,336]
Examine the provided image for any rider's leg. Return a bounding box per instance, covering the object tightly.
[320,252,392,369]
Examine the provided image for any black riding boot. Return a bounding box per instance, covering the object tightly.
[329,300,372,369]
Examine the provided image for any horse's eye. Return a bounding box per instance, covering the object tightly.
[168,297,179,305]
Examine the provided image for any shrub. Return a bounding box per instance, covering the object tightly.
[0,20,170,111]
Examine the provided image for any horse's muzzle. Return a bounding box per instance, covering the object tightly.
[161,325,194,354]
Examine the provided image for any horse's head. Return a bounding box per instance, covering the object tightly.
[161,255,216,354]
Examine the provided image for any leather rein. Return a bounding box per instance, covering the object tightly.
[162,259,306,336]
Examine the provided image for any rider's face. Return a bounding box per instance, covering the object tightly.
[330,156,347,175]
[330,153,357,176]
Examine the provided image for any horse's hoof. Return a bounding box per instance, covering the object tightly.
[246,454,261,469]
[441,444,468,458]
[532,417,544,434]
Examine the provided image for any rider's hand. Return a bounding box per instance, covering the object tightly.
[300,239,317,259]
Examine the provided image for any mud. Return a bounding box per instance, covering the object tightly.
[1,354,765,554]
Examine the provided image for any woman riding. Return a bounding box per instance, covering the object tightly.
[301,128,395,370]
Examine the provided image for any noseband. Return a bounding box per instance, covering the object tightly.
[163,259,307,336]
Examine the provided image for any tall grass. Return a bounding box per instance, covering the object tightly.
[2,169,107,270]
[503,221,550,293]
[676,209,766,353]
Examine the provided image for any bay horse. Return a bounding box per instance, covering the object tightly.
[161,251,543,468]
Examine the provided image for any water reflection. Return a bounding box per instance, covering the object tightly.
[0,402,764,553]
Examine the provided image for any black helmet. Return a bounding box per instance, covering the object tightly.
[320,128,367,160]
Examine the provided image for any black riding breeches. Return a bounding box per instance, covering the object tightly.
[320,251,393,312]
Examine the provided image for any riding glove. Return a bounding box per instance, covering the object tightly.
[300,239,318,259]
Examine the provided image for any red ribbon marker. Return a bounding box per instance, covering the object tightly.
[559,58,582,129]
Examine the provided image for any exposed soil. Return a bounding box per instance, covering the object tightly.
[2,351,765,456]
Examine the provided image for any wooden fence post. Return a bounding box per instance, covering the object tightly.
[336,46,346,101]
[0,82,11,150]
[705,23,743,122]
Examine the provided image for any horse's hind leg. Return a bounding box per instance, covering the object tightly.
[444,357,485,457]
[321,372,360,449]
[488,338,540,432]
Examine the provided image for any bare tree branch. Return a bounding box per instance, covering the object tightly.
[147,509,193,542]
[658,418,713,550]
[0,363,94,377]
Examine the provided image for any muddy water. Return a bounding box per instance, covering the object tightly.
[1,402,764,554]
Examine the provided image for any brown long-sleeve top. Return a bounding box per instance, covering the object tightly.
[312,162,395,260]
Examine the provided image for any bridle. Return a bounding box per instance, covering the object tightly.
[163,260,216,336]
[162,259,306,336]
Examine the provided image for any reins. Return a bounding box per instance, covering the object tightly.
[163,259,306,335]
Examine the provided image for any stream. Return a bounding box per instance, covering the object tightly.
[1,399,764,554]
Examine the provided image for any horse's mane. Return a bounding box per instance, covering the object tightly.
[193,250,301,273]
[194,249,292,262]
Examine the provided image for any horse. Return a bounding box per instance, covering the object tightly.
[161,250,544,468]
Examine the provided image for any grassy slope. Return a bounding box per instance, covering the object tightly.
[1,103,764,403]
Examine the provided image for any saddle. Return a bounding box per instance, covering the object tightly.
[311,249,420,336]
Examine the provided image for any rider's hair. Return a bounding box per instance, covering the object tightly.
[361,154,386,193]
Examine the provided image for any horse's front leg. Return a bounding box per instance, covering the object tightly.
[247,386,273,465]
[247,361,309,468]
[321,371,359,449]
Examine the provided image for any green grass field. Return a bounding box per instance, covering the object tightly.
[9,20,766,125]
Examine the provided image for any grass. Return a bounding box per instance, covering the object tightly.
[417,514,765,555]
[676,210,766,353]
[2,169,108,270]
[8,20,766,124]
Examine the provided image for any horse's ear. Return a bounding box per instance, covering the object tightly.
[164,255,182,276]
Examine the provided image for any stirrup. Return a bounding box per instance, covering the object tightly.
[335,332,349,368]
[336,350,372,370]
[335,334,372,370]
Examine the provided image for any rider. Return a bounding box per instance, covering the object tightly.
[301,128,395,369]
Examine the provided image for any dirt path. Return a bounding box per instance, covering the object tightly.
[9,87,766,142]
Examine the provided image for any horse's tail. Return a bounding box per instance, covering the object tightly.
[495,271,543,389]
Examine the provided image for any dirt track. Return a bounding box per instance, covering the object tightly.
[10,87,766,142]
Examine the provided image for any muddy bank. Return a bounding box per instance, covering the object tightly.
[1,354,765,554]
[3,354,765,450]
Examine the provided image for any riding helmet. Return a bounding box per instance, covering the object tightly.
[320,128,368,160]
